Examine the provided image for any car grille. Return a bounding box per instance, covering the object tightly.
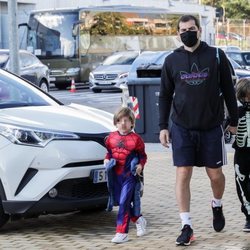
[54,178,108,199]
[94,74,118,80]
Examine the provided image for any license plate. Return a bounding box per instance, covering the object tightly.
[49,77,56,82]
[92,169,107,183]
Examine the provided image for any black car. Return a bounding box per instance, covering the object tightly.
[0,50,50,92]
[225,51,250,70]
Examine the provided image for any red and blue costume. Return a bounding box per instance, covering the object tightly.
[105,131,147,233]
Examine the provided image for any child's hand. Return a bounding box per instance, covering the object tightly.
[136,164,143,177]
[104,159,110,166]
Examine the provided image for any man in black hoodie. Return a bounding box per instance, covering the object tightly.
[159,15,238,246]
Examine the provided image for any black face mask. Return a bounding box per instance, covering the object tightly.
[243,101,250,110]
[180,30,198,47]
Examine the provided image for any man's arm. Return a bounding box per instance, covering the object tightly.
[219,50,238,128]
[159,58,175,146]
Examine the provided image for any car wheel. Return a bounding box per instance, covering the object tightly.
[0,199,9,228]
[92,89,102,93]
[39,80,49,92]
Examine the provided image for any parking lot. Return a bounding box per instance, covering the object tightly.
[0,144,249,250]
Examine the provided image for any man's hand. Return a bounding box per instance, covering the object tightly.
[159,129,170,148]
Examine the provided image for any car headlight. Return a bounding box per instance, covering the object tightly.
[0,124,79,147]
[66,68,80,74]
[119,72,129,79]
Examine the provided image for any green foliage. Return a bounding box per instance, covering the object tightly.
[201,0,250,19]
[90,12,152,35]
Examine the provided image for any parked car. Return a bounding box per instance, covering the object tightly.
[215,45,241,52]
[0,68,114,228]
[89,51,139,93]
[227,32,243,41]
[228,57,250,79]
[128,50,172,80]
[225,51,250,70]
[0,50,50,92]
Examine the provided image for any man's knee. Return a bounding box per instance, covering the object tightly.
[206,167,225,183]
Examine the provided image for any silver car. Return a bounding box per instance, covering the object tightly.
[89,51,139,93]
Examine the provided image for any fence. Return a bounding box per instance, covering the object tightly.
[216,18,250,50]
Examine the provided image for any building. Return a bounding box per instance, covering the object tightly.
[0,0,215,49]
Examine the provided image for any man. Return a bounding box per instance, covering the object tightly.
[159,15,238,246]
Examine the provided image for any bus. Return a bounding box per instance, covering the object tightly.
[20,6,194,89]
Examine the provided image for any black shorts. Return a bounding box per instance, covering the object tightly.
[171,122,227,168]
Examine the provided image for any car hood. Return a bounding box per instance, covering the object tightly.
[94,65,131,74]
[0,103,115,133]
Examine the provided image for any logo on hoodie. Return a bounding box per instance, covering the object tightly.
[180,63,209,85]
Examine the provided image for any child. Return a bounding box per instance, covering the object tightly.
[104,107,147,243]
[233,78,250,232]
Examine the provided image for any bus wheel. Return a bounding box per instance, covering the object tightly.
[92,89,102,93]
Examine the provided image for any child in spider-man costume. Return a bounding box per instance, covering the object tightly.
[104,107,147,244]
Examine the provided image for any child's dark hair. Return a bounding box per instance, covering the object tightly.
[236,78,250,103]
[113,107,135,128]
[177,15,200,31]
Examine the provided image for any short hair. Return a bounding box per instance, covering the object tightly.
[113,107,135,128]
[236,78,250,102]
[177,15,200,31]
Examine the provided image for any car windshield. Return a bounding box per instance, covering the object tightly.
[0,69,60,109]
[228,58,242,69]
[102,52,138,66]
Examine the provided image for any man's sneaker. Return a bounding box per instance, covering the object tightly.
[212,206,225,232]
[136,216,147,237]
[176,224,195,246]
[111,233,129,243]
[243,220,250,232]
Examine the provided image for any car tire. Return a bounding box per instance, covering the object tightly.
[92,89,102,93]
[39,80,49,92]
[0,199,9,228]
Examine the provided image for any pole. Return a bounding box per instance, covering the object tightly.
[8,0,20,75]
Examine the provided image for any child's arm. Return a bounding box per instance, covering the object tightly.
[136,135,147,168]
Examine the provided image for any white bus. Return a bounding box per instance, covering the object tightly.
[20,6,198,89]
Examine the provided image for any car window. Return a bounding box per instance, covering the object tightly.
[230,53,244,65]
[243,53,250,64]
[0,70,59,108]
[20,53,33,68]
[103,52,138,66]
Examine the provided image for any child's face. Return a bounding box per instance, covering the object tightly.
[244,93,250,102]
[116,116,133,135]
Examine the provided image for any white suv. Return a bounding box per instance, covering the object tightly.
[0,69,114,228]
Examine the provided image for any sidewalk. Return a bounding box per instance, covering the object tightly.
[0,143,249,249]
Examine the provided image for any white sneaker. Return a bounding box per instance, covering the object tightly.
[111,233,129,243]
[136,216,147,237]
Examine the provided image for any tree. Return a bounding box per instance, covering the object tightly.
[201,0,250,19]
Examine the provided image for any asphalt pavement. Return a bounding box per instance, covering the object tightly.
[0,143,249,250]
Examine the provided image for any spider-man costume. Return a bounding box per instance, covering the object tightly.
[105,131,147,233]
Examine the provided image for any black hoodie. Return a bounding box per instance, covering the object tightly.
[159,41,238,130]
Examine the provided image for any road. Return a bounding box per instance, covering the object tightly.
[49,84,122,114]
